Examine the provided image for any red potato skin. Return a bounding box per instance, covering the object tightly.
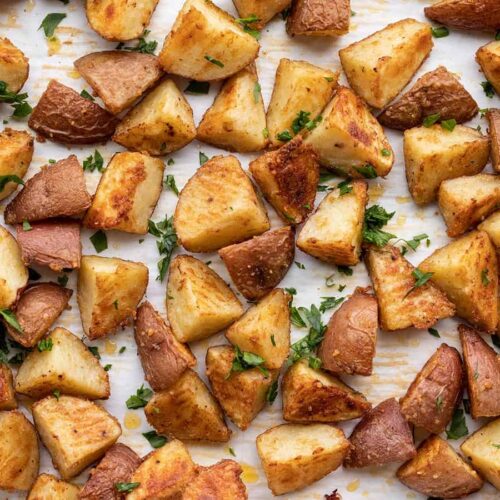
[488,109,500,172]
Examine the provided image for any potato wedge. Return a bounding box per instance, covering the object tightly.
[400,344,463,434]
[174,155,269,252]
[158,0,260,81]
[233,0,290,28]
[27,474,80,500]
[145,369,231,442]
[74,51,163,115]
[318,288,377,376]
[83,152,164,234]
[339,19,433,108]
[379,66,479,130]
[197,64,267,152]
[365,244,455,331]
[32,395,121,480]
[297,179,367,265]
[219,226,295,301]
[167,255,243,343]
[226,289,291,370]
[397,435,483,499]
[403,124,490,205]
[419,231,498,332]
[77,255,148,340]
[304,86,394,178]
[287,0,350,36]
[0,128,33,201]
[135,301,196,391]
[476,41,500,95]
[0,364,16,410]
[257,423,350,495]
[479,211,500,251]
[0,410,39,491]
[4,155,91,224]
[113,79,196,156]
[488,109,500,172]
[0,38,29,93]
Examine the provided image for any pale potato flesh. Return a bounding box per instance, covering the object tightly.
[0,37,29,93]
[476,41,500,95]
[27,474,80,500]
[232,0,291,28]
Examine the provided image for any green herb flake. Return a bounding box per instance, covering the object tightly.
[431,26,449,38]
[325,76,334,82]
[337,179,353,196]
[355,164,378,179]
[126,385,153,409]
[22,220,32,231]
[185,81,210,95]
[482,269,490,286]
[262,127,269,139]
[88,346,100,359]
[37,338,53,352]
[319,296,345,313]
[164,174,179,196]
[362,205,396,247]
[0,310,22,333]
[253,82,261,103]
[381,148,391,157]
[205,55,224,67]
[266,379,279,404]
[294,261,305,270]
[115,483,140,493]
[236,14,261,39]
[285,287,297,296]
[57,274,69,287]
[289,305,326,366]
[276,130,293,142]
[0,175,24,193]
[119,346,126,354]
[39,13,66,38]
[481,81,495,98]
[292,110,310,133]
[403,233,429,253]
[112,300,119,310]
[480,108,489,118]
[143,430,167,448]
[53,389,61,400]
[428,328,440,338]
[404,268,434,299]
[441,118,457,132]
[0,81,32,117]
[423,113,441,127]
[104,364,112,371]
[148,216,178,281]
[199,151,209,165]
[83,150,104,173]
[80,89,94,101]
[90,230,108,253]
[446,408,469,440]
[120,30,157,54]
[337,265,353,276]
[227,346,268,379]
[228,447,236,456]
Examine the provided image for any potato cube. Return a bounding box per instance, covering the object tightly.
[232,0,291,29]
[0,365,16,410]
[479,211,500,248]
[287,0,350,36]
[0,37,29,93]
[489,109,500,173]
[28,474,80,500]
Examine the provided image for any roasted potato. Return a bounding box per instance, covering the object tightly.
[0,128,33,201]
[226,289,291,370]
[297,179,367,265]
[345,398,416,468]
[0,364,16,410]
[403,124,490,205]
[0,410,39,491]
[158,0,260,81]
[256,423,350,495]
[287,0,350,36]
[85,0,160,41]
[145,369,231,442]
[488,109,500,172]
[379,66,479,130]
[113,79,196,156]
[32,395,121,480]
[400,344,463,434]
[74,51,163,115]
[4,155,91,224]
[77,255,148,340]
[304,86,394,178]
[83,152,165,234]
[197,64,268,152]
[167,255,243,343]
[0,37,29,93]
[27,474,80,500]
[135,301,196,391]
[339,19,433,109]
[365,244,455,331]
[479,210,500,250]
[174,155,269,252]
[266,59,338,148]
[476,41,500,95]
[318,288,377,376]
[397,435,483,499]
[206,345,279,430]
[219,226,295,301]
[460,324,500,419]
[233,0,290,28]
[249,136,319,224]
[419,231,498,332]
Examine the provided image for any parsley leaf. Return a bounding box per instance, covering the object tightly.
[126,385,153,409]
[143,430,167,448]
[0,310,22,333]
[319,296,345,313]
[423,113,441,127]
[236,14,261,39]
[0,174,24,192]
[362,205,396,247]
[205,55,224,67]
[337,265,353,276]
[120,30,157,54]
[481,269,490,286]
[481,81,495,98]
[276,130,292,142]
[80,89,94,101]
[441,118,457,132]
[289,305,326,367]
[39,13,66,38]
[0,81,32,117]
[446,408,469,440]
[267,379,278,404]
[404,268,434,299]
[57,274,68,287]
[22,220,32,231]
[90,230,107,253]
[199,151,209,165]
[401,233,429,254]
[253,82,261,103]
[83,150,104,172]
[428,328,440,338]
[227,346,268,378]
[148,216,178,281]
[431,26,449,38]
[337,179,352,196]
[164,174,179,196]
[355,164,378,179]
[185,81,210,95]
[88,346,100,359]
[115,483,140,493]
[37,338,53,352]
[292,110,311,134]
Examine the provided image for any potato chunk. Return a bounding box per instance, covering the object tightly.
[158,0,259,81]
[0,364,16,410]
[83,152,164,234]
[0,37,29,93]
[488,109,500,172]
[419,231,498,332]
[226,289,291,370]
[304,86,394,177]
[257,423,350,495]
[28,474,80,500]
[287,0,350,36]
[113,79,196,156]
[404,124,489,205]
[339,19,433,108]
[145,369,231,442]
[167,255,243,343]
[365,245,455,331]
[77,255,148,340]
[477,41,500,95]
[479,211,500,250]
[297,179,367,265]
[174,155,269,252]
[233,0,290,28]
[32,395,121,480]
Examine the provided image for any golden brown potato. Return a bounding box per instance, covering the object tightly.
[257,423,350,495]
[304,86,394,178]
[287,0,350,36]
[74,51,163,115]
[4,155,91,224]
[477,41,500,95]
[0,364,16,410]
[479,211,500,253]
[318,288,377,376]
[145,369,231,442]
[365,245,455,331]
[219,226,295,301]
[206,345,279,430]
[397,435,483,499]
[0,128,33,201]
[158,0,260,81]
[400,344,463,434]
[135,301,196,391]
[379,66,479,130]
[339,19,433,109]
[233,0,290,28]
[345,398,416,468]
[32,395,121,480]
[0,37,29,93]
[174,155,269,252]
[403,124,490,205]
[27,474,80,500]
[460,324,500,419]
[83,152,165,234]
[488,109,500,172]
[167,255,243,343]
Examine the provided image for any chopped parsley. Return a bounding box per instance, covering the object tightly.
[355,164,378,179]
[0,175,24,192]
[143,430,167,448]
[481,81,495,98]
[236,14,261,39]
[276,130,293,142]
[441,118,457,132]
[294,261,305,270]
[337,179,352,196]
[0,310,22,333]
[423,113,441,127]
[83,150,104,173]
[289,305,326,367]
[22,220,32,231]
[285,287,297,296]
[428,328,440,338]
[362,205,396,247]
[39,13,66,38]
[115,483,140,493]
[0,81,32,117]
[381,148,391,157]
[148,216,178,281]
[227,346,268,378]
[319,296,345,313]
[120,30,157,55]
[126,385,153,409]
[446,408,469,440]
[337,265,353,276]
[266,379,278,404]
[185,81,210,95]
[481,269,490,286]
[37,338,53,352]
[404,268,434,299]
[57,274,69,287]
[88,346,100,359]
[164,174,179,196]
[80,89,94,101]
[253,82,261,103]
[53,389,61,400]
[199,151,209,165]
[431,26,449,38]
[205,55,224,67]
[90,230,108,253]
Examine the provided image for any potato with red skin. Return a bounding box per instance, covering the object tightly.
[287,0,350,36]
[488,109,500,173]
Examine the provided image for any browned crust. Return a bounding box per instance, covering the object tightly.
[287,0,350,36]
[0,364,16,410]
[488,109,500,172]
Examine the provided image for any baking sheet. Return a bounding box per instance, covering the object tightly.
[1,0,500,498]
